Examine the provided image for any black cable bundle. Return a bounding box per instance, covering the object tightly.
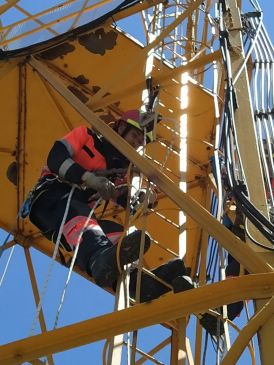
[218,0,274,251]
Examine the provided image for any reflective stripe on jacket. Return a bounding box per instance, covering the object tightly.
[62,126,107,171]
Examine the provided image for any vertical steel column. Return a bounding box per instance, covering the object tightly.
[224,1,274,364]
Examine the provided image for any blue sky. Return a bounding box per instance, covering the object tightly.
[0,1,274,364]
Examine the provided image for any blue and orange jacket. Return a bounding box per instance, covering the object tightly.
[42,126,129,184]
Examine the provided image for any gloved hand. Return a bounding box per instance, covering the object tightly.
[82,171,116,201]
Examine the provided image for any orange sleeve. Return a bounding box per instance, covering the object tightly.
[62,126,92,156]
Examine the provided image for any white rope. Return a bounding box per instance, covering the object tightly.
[29,185,76,335]
[53,197,101,329]
[0,245,15,287]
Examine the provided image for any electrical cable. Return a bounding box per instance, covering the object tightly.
[233,9,263,85]
[218,0,274,250]
[202,331,209,365]
[245,220,274,251]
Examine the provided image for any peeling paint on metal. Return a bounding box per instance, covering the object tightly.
[74,75,89,85]
[78,28,118,55]
[99,111,116,124]
[92,85,100,94]
[67,85,89,103]
[39,43,75,60]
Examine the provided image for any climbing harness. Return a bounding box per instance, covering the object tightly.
[19,176,60,219]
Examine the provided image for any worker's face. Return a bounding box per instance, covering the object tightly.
[118,123,144,149]
[124,127,144,149]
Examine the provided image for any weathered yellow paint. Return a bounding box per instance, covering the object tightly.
[0,24,217,270]
[0,2,273,364]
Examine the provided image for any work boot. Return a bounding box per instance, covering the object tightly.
[129,259,224,337]
[198,300,244,336]
[198,301,242,337]
[173,276,225,337]
[172,275,195,293]
[129,258,194,302]
[88,230,151,288]
[199,312,224,336]
[227,301,244,321]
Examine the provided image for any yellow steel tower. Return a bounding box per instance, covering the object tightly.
[0,1,273,364]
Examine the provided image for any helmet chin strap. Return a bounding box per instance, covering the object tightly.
[120,123,132,139]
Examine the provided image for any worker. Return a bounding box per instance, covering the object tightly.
[26,109,222,336]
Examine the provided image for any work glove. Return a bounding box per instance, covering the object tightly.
[82,171,116,201]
